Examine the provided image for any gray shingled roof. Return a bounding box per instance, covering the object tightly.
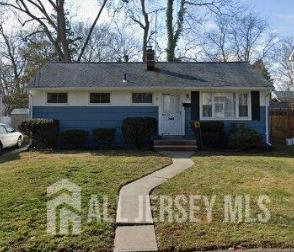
[29,62,272,89]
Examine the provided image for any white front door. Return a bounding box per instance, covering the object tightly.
[161,94,183,136]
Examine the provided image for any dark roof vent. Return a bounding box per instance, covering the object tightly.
[146,46,155,71]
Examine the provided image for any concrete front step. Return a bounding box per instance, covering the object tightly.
[154,139,197,145]
[154,145,198,151]
[153,138,197,151]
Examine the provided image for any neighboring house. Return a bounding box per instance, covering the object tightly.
[27,49,273,146]
[10,108,29,130]
[271,91,294,110]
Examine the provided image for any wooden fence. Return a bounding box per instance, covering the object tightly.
[271,109,294,143]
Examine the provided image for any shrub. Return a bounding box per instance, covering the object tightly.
[61,129,89,148]
[92,128,116,148]
[121,117,157,148]
[228,127,263,150]
[19,119,59,148]
[199,121,224,147]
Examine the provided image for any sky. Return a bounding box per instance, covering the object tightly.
[2,0,293,39]
[69,0,294,38]
[240,0,294,37]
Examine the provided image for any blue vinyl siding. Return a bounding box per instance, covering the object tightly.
[33,105,267,146]
[185,106,267,141]
[33,106,158,145]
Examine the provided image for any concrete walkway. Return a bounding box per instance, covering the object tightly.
[114,151,194,252]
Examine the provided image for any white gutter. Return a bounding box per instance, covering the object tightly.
[265,92,272,146]
[28,92,33,120]
[0,95,2,123]
[27,86,273,92]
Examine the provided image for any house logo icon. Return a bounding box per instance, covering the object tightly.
[47,179,81,235]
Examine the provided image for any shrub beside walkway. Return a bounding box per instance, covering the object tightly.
[114,151,194,252]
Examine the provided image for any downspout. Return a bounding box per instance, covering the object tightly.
[265,92,272,146]
[28,91,33,120]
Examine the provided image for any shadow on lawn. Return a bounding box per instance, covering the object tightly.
[36,149,162,158]
[194,145,294,159]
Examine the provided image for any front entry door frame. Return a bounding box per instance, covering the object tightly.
[158,92,185,136]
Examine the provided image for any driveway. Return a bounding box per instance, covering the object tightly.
[0,143,30,162]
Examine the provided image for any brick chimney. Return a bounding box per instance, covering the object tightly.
[146,45,155,70]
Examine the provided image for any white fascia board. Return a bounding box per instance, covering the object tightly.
[27,86,273,92]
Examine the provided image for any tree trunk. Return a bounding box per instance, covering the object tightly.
[57,0,71,62]
[166,0,185,62]
[166,0,174,62]
[141,0,149,62]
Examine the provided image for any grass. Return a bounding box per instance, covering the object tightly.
[152,146,294,251]
[0,150,171,251]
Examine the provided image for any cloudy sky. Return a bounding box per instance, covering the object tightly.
[240,0,294,36]
[69,0,294,38]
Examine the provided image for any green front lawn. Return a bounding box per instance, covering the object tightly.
[0,151,171,251]
[153,146,294,251]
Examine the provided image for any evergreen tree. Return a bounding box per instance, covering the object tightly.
[253,59,273,83]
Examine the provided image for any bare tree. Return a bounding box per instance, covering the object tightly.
[77,0,108,62]
[72,22,140,62]
[0,0,109,62]
[165,0,233,62]
[231,12,277,62]
[203,11,278,63]
[274,37,294,91]
[0,23,25,94]
[203,15,232,62]
[111,21,141,61]
[0,22,29,114]
[124,0,158,61]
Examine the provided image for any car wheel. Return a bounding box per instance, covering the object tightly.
[0,142,3,152]
[16,137,22,148]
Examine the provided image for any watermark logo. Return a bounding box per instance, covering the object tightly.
[47,179,81,235]
[46,179,271,236]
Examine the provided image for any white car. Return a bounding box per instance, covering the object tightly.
[0,123,23,151]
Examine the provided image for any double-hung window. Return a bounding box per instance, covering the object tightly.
[201,92,249,119]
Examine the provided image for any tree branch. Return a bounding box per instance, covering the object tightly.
[77,0,108,62]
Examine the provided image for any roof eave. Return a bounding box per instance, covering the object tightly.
[27,86,273,91]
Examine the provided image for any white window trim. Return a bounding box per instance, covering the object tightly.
[200,91,252,120]
[45,92,69,105]
[131,92,154,105]
[88,92,112,105]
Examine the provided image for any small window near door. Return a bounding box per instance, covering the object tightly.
[132,93,152,103]
[90,93,110,104]
[47,93,68,104]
